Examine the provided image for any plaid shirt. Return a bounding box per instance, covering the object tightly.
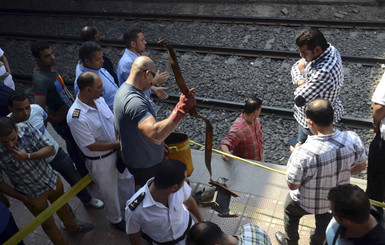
[0,123,57,198]
[234,223,272,245]
[221,113,263,161]
[286,129,367,214]
[291,44,344,128]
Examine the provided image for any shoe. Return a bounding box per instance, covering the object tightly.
[77,223,95,233]
[275,231,288,245]
[112,220,126,232]
[84,198,104,209]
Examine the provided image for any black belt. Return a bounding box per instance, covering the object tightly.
[141,215,192,245]
[83,149,116,160]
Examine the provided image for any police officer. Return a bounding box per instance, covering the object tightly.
[67,72,134,231]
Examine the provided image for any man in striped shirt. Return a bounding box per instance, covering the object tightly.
[291,29,344,144]
[275,99,366,245]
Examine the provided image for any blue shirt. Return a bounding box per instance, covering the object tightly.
[116,49,152,99]
[74,61,118,110]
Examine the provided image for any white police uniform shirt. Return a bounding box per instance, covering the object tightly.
[67,96,115,157]
[67,95,134,224]
[125,177,192,245]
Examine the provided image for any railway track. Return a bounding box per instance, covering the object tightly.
[1,32,385,66]
[1,8,385,29]
[12,73,372,129]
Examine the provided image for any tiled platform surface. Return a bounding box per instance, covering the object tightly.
[5,128,369,244]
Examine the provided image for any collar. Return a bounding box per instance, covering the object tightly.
[125,48,140,58]
[78,60,101,74]
[75,95,99,113]
[308,128,338,141]
[142,177,168,209]
[35,64,55,72]
[312,43,333,65]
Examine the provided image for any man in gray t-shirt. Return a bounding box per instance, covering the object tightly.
[114,56,196,187]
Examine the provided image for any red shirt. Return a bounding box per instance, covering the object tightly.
[221,113,264,161]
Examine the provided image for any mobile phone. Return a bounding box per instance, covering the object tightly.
[289,137,299,147]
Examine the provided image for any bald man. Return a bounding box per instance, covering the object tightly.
[275,99,367,245]
[114,56,196,187]
[80,25,118,85]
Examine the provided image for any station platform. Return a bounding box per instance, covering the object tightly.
[6,126,368,245]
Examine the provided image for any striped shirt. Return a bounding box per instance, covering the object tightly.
[234,223,272,245]
[221,113,264,161]
[286,129,367,214]
[0,123,57,198]
[291,44,344,128]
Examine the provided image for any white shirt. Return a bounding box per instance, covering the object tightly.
[0,48,15,90]
[125,178,192,245]
[67,96,115,157]
[372,72,385,140]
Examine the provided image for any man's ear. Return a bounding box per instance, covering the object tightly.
[306,118,314,127]
[170,184,179,192]
[314,46,322,56]
[131,40,137,49]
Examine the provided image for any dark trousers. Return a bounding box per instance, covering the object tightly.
[284,194,332,245]
[51,122,89,177]
[128,162,161,188]
[0,213,25,245]
[366,133,385,212]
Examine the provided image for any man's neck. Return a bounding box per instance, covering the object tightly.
[344,214,377,239]
[312,126,334,136]
[128,47,139,55]
[78,93,96,108]
[149,182,171,207]
[37,64,53,72]
[243,113,255,123]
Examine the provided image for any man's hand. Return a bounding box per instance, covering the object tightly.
[11,147,29,161]
[290,142,302,153]
[153,71,169,85]
[0,72,10,83]
[153,86,168,100]
[298,59,306,76]
[169,88,196,124]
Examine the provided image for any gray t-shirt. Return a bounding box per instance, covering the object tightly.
[114,83,164,168]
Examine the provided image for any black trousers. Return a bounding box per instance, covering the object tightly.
[366,133,385,212]
[284,193,332,245]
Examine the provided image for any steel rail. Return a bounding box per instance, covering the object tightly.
[158,94,372,129]
[1,32,385,65]
[1,8,385,29]
[12,74,371,129]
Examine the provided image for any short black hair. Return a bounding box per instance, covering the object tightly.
[296,28,328,52]
[31,41,50,58]
[186,221,226,245]
[81,26,98,41]
[328,184,370,224]
[123,28,142,48]
[305,99,333,127]
[154,159,186,189]
[79,41,102,62]
[244,95,262,114]
[8,91,29,107]
[77,72,96,91]
[0,116,16,137]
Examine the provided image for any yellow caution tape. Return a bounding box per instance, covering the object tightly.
[4,174,92,245]
[189,140,385,209]
[168,143,190,152]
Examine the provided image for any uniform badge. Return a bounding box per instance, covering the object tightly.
[129,192,145,211]
[72,109,81,118]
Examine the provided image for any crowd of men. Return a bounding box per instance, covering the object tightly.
[0,26,384,245]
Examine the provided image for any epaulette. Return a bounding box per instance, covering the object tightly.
[72,109,81,118]
[129,192,145,211]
